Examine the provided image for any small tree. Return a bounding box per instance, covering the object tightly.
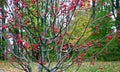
[1,0,117,72]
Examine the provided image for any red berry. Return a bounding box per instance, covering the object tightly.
[23,42,30,48]
[62,44,67,50]
[0,16,2,19]
[31,0,36,5]
[91,59,94,65]
[107,35,113,40]
[0,8,2,10]
[2,25,7,30]
[87,42,93,47]
[92,0,96,1]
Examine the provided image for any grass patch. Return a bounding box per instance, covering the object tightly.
[0,61,120,72]
[66,62,120,72]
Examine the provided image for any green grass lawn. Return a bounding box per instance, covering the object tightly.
[66,62,120,72]
[0,61,120,72]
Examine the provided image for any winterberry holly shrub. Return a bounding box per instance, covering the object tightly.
[0,0,119,72]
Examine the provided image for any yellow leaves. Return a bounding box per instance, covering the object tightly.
[67,11,92,44]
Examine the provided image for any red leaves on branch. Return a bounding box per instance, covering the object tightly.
[77,54,85,62]
[22,2,26,8]
[87,42,93,47]
[38,59,46,65]
[7,17,14,22]
[6,34,13,39]
[80,53,85,58]
[92,0,96,2]
[78,56,82,61]
[31,0,36,5]
[116,30,120,42]
[79,1,84,7]
[44,13,46,17]
[62,44,67,50]
[70,0,77,3]
[51,25,58,33]
[107,35,113,40]
[24,21,29,25]
[60,3,67,12]
[0,16,2,19]
[13,0,19,4]
[90,59,94,65]
[65,54,70,59]
[60,34,64,38]
[63,4,67,8]
[69,4,75,11]
[75,53,86,65]
[51,6,55,9]
[15,34,23,45]
[41,37,44,41]
[17,34,21,39]
[53,27,58,33]
[77,57,82,66]
[70,0,85,8]
[23,42,30,49]
[2,25,7,30]
[54,48,56,51]
[73,58,77,62]
[81,0,84,1]
[17,13,22,18]
[14,7,19,12]
[14,24,22,29]
[78,44,82,49]
[57,39,62,46]
[65,32,69,36]
[10,57,15,61]
[32,44,39,52]
[95,25,100,34]
[16,39,23,44]
[23,67,27,71]
[77,62,81,66]
[0,7,2,11]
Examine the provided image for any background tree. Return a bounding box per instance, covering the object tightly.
[0,0,7,60]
